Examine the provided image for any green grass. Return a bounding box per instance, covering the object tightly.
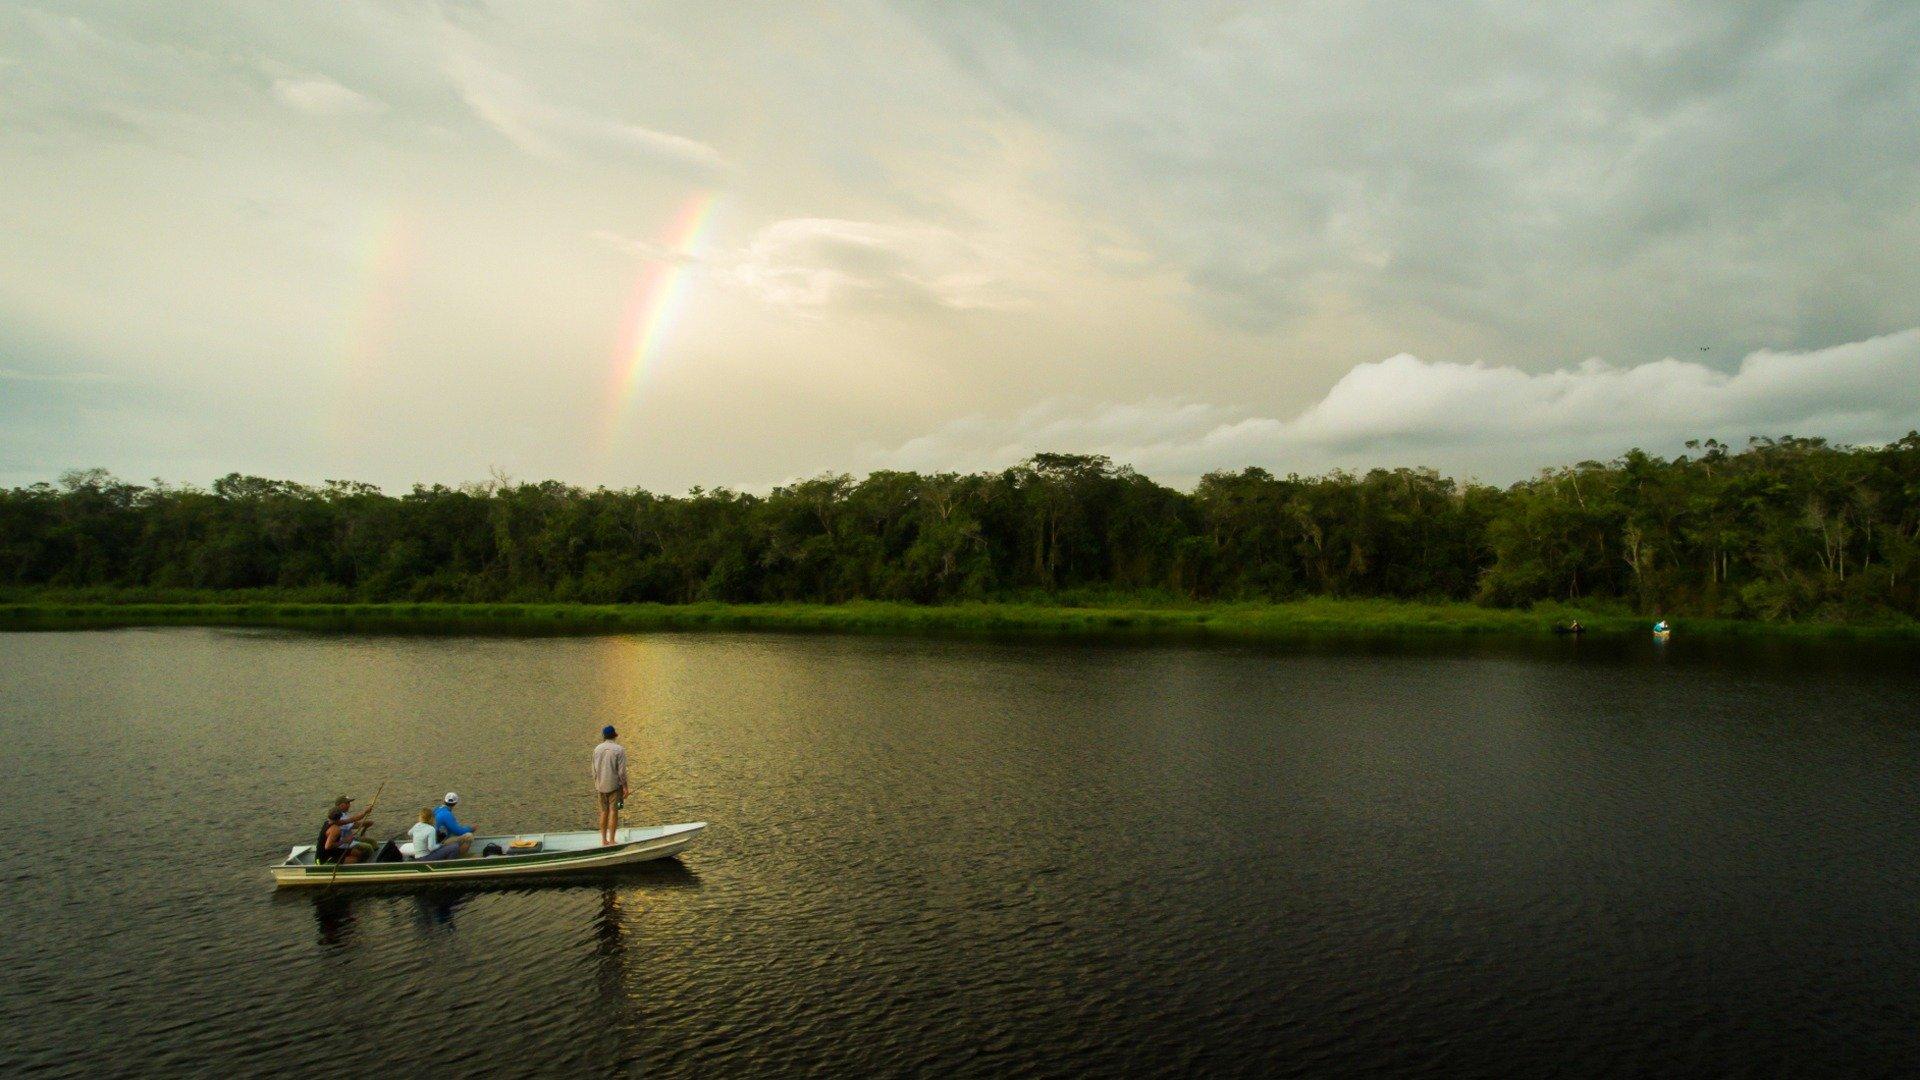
[2,597,1915,641]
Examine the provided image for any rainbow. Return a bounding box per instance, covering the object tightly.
[331,207,413,452]
[605,191,719,440]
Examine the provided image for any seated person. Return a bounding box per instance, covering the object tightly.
[410,807,470,861]
[434,792,475,846]
[316,795,376,864]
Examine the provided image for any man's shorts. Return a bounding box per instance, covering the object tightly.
[598,790,620,812]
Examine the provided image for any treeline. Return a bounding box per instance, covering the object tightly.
[3,435,1918,620]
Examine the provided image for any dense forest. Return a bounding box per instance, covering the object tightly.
[3,435,1918,621]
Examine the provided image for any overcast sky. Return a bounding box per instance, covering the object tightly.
[4,1,1919,491]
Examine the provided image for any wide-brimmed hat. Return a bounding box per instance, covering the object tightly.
[332,794,353,807]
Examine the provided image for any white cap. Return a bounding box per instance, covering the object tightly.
[444,792,460,805]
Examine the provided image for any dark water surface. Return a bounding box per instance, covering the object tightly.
[2,628,1918,1077]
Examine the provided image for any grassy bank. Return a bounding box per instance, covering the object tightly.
[2,597,1916,641]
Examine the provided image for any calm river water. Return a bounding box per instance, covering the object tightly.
[2,628,1918,1076]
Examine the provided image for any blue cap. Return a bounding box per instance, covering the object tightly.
[602,725,617,738]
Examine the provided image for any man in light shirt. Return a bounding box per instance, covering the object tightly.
[593,725,629,846]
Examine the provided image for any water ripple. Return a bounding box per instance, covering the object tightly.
[1,630,1918,1076]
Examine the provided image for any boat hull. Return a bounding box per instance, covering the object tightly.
[271,822,706,888]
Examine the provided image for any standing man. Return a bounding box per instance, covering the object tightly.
[593,725,629,846]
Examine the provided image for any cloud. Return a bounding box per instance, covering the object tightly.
[728,218,1027,311]
[881,398,1237,474]
[586,229,693,264]
[270,75,385,116]
[6,4,1918,493]
[558,117,723,171]
[903,3,1920,359]
[442,48,722,171]
[873,329,1920,483]
[0,367,114,383]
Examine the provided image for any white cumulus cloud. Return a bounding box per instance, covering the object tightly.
[729,218,1027,311]
[270,75,385,116]
[443,49,721,171]
[874,329,1920,483]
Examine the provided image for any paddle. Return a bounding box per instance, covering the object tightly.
[324,781,384,891]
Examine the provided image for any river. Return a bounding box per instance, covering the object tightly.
[2,628,1917,1076]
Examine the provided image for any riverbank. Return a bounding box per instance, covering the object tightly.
[2,598,1915,640]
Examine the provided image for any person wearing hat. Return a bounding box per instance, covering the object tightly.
[592,725,629,846]
[432,792,475,847]
[317,794,376,864]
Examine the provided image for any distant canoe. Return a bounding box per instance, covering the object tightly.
[1552,625,1585,635]
[270,822,706,888]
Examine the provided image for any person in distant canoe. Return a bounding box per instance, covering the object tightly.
[318,794,376,864]
[433,792,475,846]
[410,806,469,861]
[1654,619,1670,634]
[593,725,630,847]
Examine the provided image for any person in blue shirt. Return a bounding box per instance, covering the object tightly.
[434,792,476,845]
[410,806,470,860]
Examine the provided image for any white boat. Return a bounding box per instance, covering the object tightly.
[270,822,706,888]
